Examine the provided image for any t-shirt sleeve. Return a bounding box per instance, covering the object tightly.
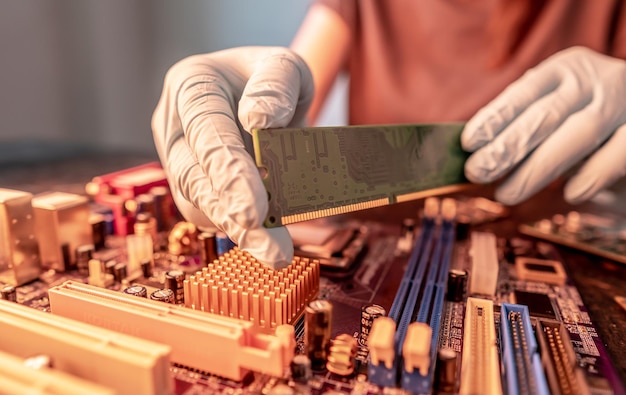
[313,0,356,30]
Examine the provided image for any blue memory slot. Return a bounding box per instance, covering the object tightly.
[402,220,455,393]
[369,217,436,387]
[500,304,550,395]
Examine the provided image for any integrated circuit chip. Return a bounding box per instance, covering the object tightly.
[253,124,470,227]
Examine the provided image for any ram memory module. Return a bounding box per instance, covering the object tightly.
[253,124,470,228]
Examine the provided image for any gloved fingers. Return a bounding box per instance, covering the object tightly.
[492,105,613,205]
[564,123,626,204]
[169,138,294,267]
[464,82,589,184]
[238,226,294,270]
[177,73,268,230]
[239,49,314,131]
[462,65,561,151]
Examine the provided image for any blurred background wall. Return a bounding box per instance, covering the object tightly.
[0,0,345,164]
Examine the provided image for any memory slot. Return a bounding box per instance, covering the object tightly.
[0,350,115,395]
[402,212,456,393]
[368,204,438,388]
[48,281,295,382]
[500,304,550,395]
[459,297,502,395]
[536,320,590,395]
[0,299,172,395]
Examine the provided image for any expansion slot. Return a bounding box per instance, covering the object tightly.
[48,281,294,382]
[0,350,114,395]
[536,320,590,395]
[499,304,550,395]
[0,299,172,395]
[459,297,502,395]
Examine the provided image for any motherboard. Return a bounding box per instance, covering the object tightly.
[0,161,625,395]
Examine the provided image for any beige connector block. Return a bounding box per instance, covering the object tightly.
[49,281,294,381]
[367,316,396,369]
[32,191,92,271]
[0,189,40,286]
[402,322,432,375]
[0,350,115,395]
[0,299,172,395]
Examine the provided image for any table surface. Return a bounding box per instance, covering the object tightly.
[1,151,625,386]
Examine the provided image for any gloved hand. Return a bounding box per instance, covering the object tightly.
[152,47,314,269]
[462,46,626,205]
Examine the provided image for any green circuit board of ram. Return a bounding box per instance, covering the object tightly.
[253,124,470,227]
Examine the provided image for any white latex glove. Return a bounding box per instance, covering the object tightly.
[462,46,626,205]
[152,47,314,269]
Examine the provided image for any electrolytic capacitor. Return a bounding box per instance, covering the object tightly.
[446,269,468,302]
[104,260,117,276]
[140,258,153,278]
[90,213,107,251]
[164,270,185,305]
[75,244,95,276]
[150,288,175,304]
[113,262,128,282]
[150,186,173,232]
[305,299,333,371]
[290,354,312,382]
[134,212,157,244]
[434,347,457,393]
[123,285,148,298]
[0,285,17,302]
[198,231,218,265]
[359,303,386,347]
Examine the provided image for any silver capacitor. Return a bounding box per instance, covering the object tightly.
[359,303,386,347]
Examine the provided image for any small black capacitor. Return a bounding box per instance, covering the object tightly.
[140,258,153,278]
[90,214,107,251]
[135,193,156,218]
[61,243,72,271]
[150,186,173,232]
[164,270,185,305]
[75,244,94,276]
[446,269,468,302]
[434,347,457,393]
[113,262,128,282]
[198,231,218,265]
[123,285,148,298]
[455,216,471,241]
[150,288,175,304]
[104,260,117,276]
[305,300,333,371]
[0,285,17,302]
[359,303,386,347]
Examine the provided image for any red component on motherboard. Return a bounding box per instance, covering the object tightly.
[86,163,176,236]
